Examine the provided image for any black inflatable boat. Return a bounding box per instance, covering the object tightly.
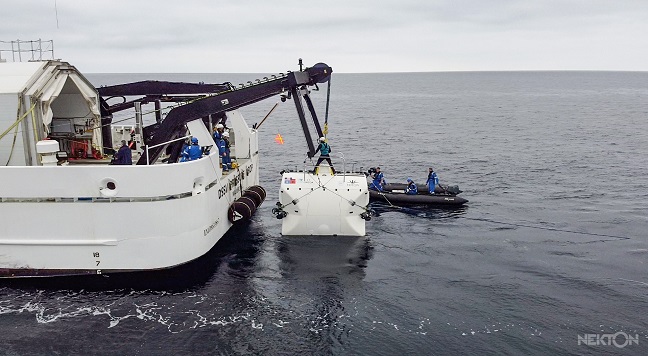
[369,183,468,206]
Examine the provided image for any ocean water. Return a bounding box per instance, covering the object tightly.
[1,71,647,355]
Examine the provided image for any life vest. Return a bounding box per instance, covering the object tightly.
[319,142,331,155]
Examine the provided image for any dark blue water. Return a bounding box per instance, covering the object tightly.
[1,71,647,355]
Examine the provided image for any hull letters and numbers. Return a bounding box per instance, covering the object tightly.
[204,219,220,236]
[218,163,254,199]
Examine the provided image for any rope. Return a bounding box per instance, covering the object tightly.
[276,171,337,209]
[30,99,40,143]
[276,183,324,209]
[323,184,374,214]
[376,190,398,208]
[0,102,36,141]
[277,172,372,214]
[372,203,632,241]
[206,153,233,207]
[4,97,23,165]
[463,217,631,240]
[236,164,245,198]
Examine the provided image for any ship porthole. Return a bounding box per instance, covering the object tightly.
[100,178,118,197]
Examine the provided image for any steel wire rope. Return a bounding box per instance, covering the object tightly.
[1,105,97,140]
[275,185,323,209]
[319,182,374,214]
[275,172,329,209]
[311,170,375,214]
[276,171,373,216]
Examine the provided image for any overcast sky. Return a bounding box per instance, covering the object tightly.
[2,0,648,73]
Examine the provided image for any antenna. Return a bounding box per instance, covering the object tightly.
[54,0,60,29]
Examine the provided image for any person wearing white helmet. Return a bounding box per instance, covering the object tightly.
[213,123,225,141]
[314,136,335,174]
[219,131,232,171]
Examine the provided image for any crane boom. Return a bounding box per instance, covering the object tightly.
[97,62,332,165]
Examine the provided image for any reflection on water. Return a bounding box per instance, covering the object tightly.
[276,235,373,281]
[268,235,374,353]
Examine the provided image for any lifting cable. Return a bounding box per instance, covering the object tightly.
[323,78,331,136]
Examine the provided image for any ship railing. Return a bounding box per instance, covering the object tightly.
[0,39,55,62]
[337,152,347,181]
[300,152,360,181]
[144,135,191,165]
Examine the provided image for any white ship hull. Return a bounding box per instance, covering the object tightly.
[0,151,259,277]
[0,60,265,277]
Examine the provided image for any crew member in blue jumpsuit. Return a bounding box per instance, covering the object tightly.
[426,167,439,194]
[213,123,224,141]
[405,178,418,195]
[369,166,386,191]
[220,131,232,171]
[216,133,227,171]
[181,137,202,162]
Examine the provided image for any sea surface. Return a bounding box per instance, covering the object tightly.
[1,71,647,355]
